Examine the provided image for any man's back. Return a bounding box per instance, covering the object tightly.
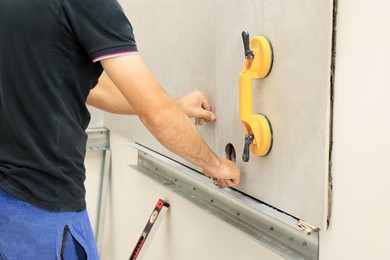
[0,0,137,211]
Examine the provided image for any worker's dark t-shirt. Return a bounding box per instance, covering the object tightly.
[0,0,138,211]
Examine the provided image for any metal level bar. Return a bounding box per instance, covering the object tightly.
[86,128,111,257]
[131,143,319,260]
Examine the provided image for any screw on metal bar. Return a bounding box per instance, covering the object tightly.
[242,133,254,162]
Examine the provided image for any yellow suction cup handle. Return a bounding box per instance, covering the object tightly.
[239,32,273,159]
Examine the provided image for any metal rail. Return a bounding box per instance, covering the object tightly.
[131,143,319,260]
[86,128,111,257]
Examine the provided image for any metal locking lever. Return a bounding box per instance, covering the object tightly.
[242,134,255,162]
[242,31,254,59]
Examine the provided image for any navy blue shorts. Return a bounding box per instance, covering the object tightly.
[0,188,99,259]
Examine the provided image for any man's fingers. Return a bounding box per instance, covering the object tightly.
[195,118,204,126]
[213,178,225,188]
[198,110,216,122]
[194,110,216,126]
[201,97,212,111]
[225,178,239,187]
[212,178,238,188]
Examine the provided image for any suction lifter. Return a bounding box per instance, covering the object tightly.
[239,31,274,161]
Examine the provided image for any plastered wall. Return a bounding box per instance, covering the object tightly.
[104,0,334,229]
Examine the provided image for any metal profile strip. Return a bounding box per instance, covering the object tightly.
[86,128,110,151]
[131,143,319,260]
[86,128,111,257]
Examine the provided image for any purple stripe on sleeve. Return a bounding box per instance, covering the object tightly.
[92,50,139,62]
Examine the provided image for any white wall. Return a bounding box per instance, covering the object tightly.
[88,106,104,128]
[320,0,390,259]
[85,0,390,259]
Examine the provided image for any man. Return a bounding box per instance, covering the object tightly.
[0,0,240,259]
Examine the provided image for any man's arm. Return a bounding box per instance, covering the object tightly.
[87,75,216,126]
[87,75,136,115]
[99,55,240,187]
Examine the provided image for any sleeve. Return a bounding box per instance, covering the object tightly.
[61,0,139,62]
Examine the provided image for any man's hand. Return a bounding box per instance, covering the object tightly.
[203,158,241,187]
[176,91,216,126]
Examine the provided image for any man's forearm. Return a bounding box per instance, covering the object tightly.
[140,98,222,175]
[86,75,137,115]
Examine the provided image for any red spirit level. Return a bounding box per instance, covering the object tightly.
[129,199,170,260]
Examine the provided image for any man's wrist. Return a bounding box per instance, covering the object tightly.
[202,155,222,178]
